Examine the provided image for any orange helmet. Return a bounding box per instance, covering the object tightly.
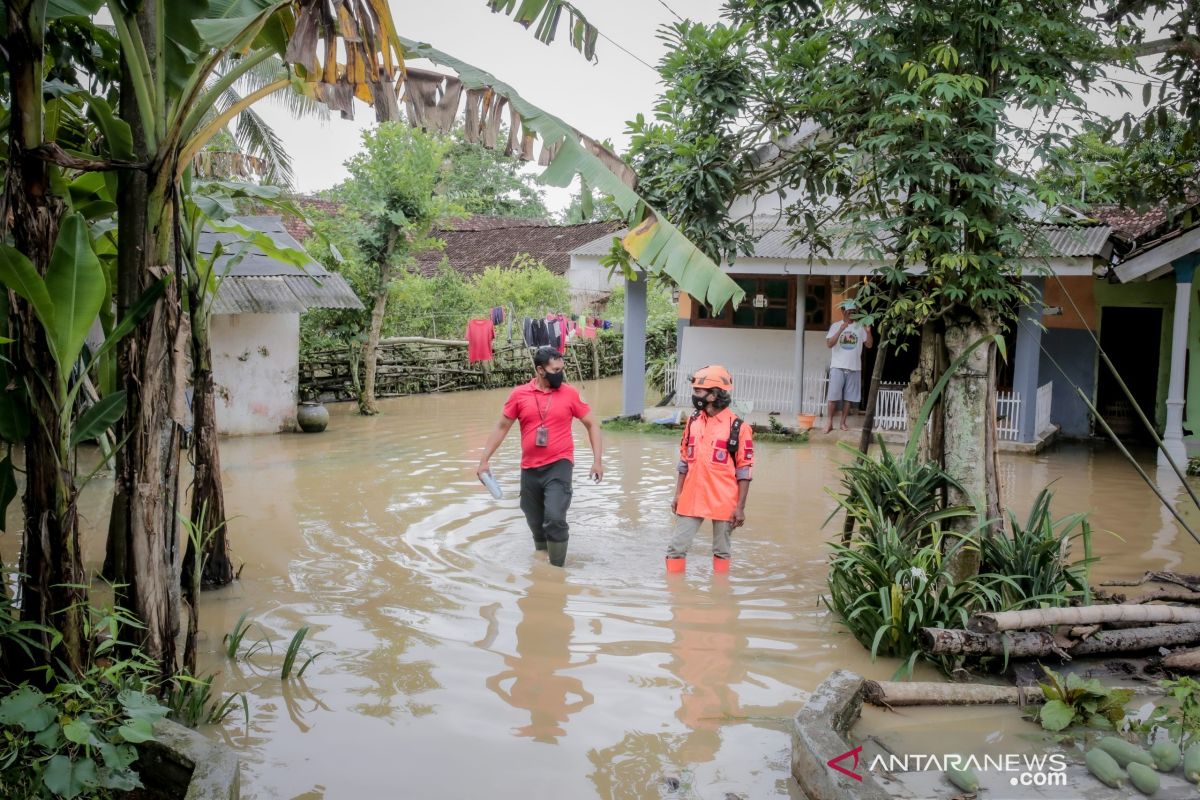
[690,365,733,391]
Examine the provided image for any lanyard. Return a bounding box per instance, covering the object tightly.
[535,391,552,423]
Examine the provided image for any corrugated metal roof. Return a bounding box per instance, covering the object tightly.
[198,215,330,278]
[570,218,1112,262]
[211,277,308,314]
[201,216,365,314]
[281,274,363,309]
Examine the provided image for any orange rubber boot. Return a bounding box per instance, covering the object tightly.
[712,556,730,573]
[666,557,686,573]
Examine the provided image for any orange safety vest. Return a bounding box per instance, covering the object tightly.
[676,408,753,521]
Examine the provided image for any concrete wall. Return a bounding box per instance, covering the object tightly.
[1039,328,1096,438]
[680,326,830,372]
[211,313,300,435]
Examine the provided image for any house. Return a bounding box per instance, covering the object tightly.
[410,216,625,308]
[1093,198,1200,464]
[199,215,363,435]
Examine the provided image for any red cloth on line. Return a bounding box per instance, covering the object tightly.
[466,318,495,363]
[554,314,569,352]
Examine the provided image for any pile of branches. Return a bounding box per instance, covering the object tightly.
[918,572,1200,668]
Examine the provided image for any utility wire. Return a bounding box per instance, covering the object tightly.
[656,0,685,21]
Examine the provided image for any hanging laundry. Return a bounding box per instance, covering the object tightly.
[554,313,569,353]
[466,318,496,364]
[491,306,504,325]
[582,323,597,340]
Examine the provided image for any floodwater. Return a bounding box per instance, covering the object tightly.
[6,376,1200,799]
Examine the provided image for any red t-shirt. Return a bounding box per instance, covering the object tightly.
[502,379,591,469]
[466,318,495,363]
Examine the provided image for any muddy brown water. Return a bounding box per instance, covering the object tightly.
[5,376,1200,799]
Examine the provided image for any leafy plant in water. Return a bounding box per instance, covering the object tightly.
[980,487,1096,611]
[223,610,272,661]
[0,598,169,799]
[163,670,247,729]
[1137,676,1200,748]
[1035,665,1133,732]
[281,627,326,681]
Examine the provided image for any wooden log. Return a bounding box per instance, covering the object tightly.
[1102,571,1200,591]
[863,680,1046,707]
[1161,647,1200,673]
[921,623,1200,658]
[969,604,1200,633]
[1131,589,1200,604]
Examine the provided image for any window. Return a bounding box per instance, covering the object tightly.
[692,277,796,329]
[804,279,831,331]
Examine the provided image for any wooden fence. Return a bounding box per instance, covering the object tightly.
[300,335,624,402]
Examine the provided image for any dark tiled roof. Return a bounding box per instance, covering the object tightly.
[279,196,340,242]
[414,219,625,276]
[1088,196,1200,245]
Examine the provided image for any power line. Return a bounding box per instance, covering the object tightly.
[657,0,685,21]
[596,29,658,72]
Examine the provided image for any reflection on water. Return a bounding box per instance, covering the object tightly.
[5,377,1200,798]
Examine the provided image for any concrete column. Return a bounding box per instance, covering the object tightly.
[793,276,808,414]
[1162,255,1198,466]
[1013,277,1045,443]
[622,272,647,418]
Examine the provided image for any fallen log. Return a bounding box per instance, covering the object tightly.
[1131,589,1200,604]
[969,604,1200,633]
[1102,571,1200,591]
[920,623,1200,658]
[1161,647,1200,673]
[864,680,1046,707]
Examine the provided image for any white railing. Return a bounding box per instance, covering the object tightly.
[996,389,1021,442]
[1036,381,1054,433]
[660,358,1036,440]
[874,384,908,430]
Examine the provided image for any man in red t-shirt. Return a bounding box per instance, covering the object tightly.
[476,347,604,566]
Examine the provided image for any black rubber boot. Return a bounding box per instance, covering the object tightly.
[546,540,568,567]
[534,540,548,551]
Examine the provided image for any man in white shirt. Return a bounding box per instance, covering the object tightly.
[823,299,873,433]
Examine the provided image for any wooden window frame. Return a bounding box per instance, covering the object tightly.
[690,276,797,330]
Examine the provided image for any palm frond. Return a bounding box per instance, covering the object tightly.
[216,52,330,122]
[232,105,295,189]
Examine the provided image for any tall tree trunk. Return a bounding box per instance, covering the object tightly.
[185,297,232,587]
[359,263,392,415]
[6,0,87,673]
[941,311,1002,583]
[904,320,946,465]
[110,1,186,681]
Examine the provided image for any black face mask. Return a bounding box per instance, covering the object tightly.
[545,370,565,389]
[691,393,710,411]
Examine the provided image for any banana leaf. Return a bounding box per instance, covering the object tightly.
[393,38,745,312]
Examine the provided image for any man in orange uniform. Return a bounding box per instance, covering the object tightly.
[667,365,753,573]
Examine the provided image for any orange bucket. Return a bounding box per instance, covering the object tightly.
[796,413,816,431]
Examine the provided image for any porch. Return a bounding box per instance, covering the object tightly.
[660,360,1058,452]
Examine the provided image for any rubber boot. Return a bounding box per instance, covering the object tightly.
[666,557,686,574]
[533,540,548,551]
[712,556,730,573]
[547,540,568,567]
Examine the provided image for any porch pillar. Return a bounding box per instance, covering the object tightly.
[793,276,808,414]
[1014,277,1044,444]
[1162,254,1198,466]
[622,272,648,418]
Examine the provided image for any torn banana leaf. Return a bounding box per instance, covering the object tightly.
[396,37,744,312]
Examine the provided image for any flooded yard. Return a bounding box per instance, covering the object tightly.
[6,376,1200,798]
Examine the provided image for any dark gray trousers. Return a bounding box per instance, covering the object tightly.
[519,458,574,546]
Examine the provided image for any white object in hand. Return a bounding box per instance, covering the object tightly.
[479,469,503,500]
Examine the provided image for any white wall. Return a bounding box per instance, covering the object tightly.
[680,326,831,373]
[567,256,622,294]
[211,313,300,435]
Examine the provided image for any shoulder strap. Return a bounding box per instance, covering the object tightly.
[727,416,743,456]
[680,410,701,448]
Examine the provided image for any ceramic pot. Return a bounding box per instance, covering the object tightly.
[297,401,329,433]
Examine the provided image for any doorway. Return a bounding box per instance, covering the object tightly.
[1097,306,1163,440]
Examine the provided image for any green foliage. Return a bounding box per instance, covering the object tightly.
[979,488,1095,611]
[1138,676,1200,748]
[0,601,169,799]
[280,627,325,681]
[1035,666,1133,732]
[162,671,246,729]
[223,611,271,662]
[438,129,549,220]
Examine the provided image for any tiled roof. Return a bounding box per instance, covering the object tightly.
[414,219,625,276]
[1088,197,1200,245]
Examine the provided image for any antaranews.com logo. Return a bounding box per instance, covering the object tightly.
[828,746,1069,788]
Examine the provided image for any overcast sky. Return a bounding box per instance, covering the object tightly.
[253,0,1154,213]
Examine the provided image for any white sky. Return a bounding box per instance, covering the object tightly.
[253,0,1156,213]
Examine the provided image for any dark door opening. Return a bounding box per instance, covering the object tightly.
[1097,306,1162,441]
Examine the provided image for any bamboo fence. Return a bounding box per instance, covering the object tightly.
[300,335,624,402]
